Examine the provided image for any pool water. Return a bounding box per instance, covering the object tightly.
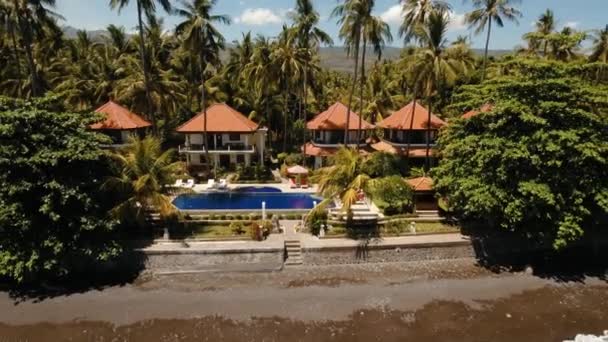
[173,188,321,210]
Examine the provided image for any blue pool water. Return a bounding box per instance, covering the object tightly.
[173,190,321,210]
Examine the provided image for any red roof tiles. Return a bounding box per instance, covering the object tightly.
[176,103,259,133]
[91,101,152,130]
[405,177,434,192]
[307,102,374,130]
[462,103,494,119]
[377,101,446,130]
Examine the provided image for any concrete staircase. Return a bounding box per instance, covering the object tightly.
[284,239,303,266]
[329,201,379,222]
[414,210,442,221]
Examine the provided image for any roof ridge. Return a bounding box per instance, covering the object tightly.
[222,103,258,131]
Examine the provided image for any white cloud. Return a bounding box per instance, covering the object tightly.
[379,5,467,31]
[235,8,284,25]
[380,5,403,25]
[563,21,580,29]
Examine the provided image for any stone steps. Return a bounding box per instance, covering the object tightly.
[284,239,303,266]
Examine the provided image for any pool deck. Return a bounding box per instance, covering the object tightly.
[192,183,318,194]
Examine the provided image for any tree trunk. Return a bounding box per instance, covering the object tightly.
[283,78,290,153]
[425,99,433,171]
[404,91,418,172]
[9,27,22,78]
[17,13,39,97]
[357,37,367,149]
[345,31,361,146]
[302,62,308,165]
[200,52,212,178]
[136,1,154,121]
[481,19,492,81]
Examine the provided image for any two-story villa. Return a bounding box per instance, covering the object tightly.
[176,103,267,169]
[302,102,374,168]
[90,100,152,147]
[372,101,446,166]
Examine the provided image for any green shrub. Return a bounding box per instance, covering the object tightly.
[383,221,405,236]
[370,176,414,216]
[362,152,404,178]
[226,215,234,220]
[209,214,218,220]
[286,214,296,220]
[307,210,328,236]
[229,221,246,235]
[218,214,227,220]
[235,214,243,220]
[249,221,267,241]
[296,214,303,220]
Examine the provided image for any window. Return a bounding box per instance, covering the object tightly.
[236,155,245,164]
[229,133,241,141]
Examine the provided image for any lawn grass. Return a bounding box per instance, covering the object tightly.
[322,221,460,238]
[182,222,250,239]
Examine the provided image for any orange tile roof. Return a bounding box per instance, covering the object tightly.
[377,101,446,130]
[91,101,152,130]
[301,143,374,157]
[371,140,436,157]
[405,177,434,192]
[307,102,374,130]
[177,103,259,133]
[462,103,494,119]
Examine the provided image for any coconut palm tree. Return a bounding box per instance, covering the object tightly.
[290,0,333,155]
[4,0,63,97]
[466,0,522,80]
[522,9,556,59]
[105,136,185,227]
[358,14,392,146]
[332,0,367,145]
[110,0,172,120]
[312,146,371,215]
[175,0,230,174]
[399,0,450,44]
[590,25,608,63]
[270,27,306,152]
[410,9,473,171]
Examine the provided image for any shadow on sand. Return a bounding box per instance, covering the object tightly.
[2,239,153,304]
[462,223,608,284]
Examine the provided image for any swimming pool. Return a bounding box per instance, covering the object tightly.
[172,190,322,211]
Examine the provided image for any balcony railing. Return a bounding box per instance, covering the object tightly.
[384,137,435,146]
[179,144,256,153]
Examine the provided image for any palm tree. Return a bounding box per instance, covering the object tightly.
[312,146,371,215]
[270,27,306,152]
[105,136,185,227]
[524,9,557,58]
[332,0,367,145]
[290,0,333,157]
[244,36,277,139]
[590,25,608,63]
[175,0,230,175]
[110,0,172,120]
[0,2,22,79]
[410,9,473,171]
[5,0,62,97]
[399,0,450,44]
[466,0,522,80]
[358,14,392,147]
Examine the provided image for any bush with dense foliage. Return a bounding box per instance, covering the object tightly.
[435,59,608,249]
[0,96,120,283]
[361,152,404,178]
[369,176,415,216]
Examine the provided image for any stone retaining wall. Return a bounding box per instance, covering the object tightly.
[302,243,475,266]
[143,250,284,271]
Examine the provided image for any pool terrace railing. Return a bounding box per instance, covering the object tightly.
[179,143,256,154]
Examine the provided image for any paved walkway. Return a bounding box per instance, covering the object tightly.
[144,232,468,253]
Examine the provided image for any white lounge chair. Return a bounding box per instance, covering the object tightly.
[184,179,195,189]
[218,179,228,189]
[174,179,184,188]
[207,179,216,189]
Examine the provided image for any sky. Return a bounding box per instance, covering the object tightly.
[56,0,608,50]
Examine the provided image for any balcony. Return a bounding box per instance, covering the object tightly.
[179,143,256,154]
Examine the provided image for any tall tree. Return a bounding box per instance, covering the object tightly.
[590,25,608,63]
[399,0,450,44]
[4,0,62,97]
[290,0,333,157]
[465,0,522,80]
[410,9,473,170]
[109,0,172,121]
[358,14,392,147]
[332,0,366,145]
[175,0,230,175]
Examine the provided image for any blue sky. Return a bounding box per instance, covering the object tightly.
[56,0,608,50]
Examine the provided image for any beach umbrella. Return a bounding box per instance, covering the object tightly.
[287,165,309,175]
